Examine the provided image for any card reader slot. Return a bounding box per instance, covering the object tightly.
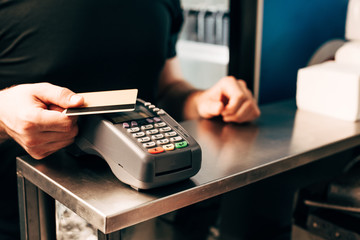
[155,166,191,177]
[155,151,191,176]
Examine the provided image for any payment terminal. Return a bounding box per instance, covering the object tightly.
[75,99,202,190]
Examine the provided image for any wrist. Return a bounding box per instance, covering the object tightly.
[183,90,203,120]
[0,133,9,144]
[0,89,10,144]
[0,121,9,143]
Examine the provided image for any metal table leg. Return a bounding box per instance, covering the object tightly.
[97,230,122,240]
[17,172,56,240]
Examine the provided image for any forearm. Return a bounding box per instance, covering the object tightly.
[157,79,200,121]
[157,57,202,121]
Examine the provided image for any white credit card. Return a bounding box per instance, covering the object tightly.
[64,89,138,116]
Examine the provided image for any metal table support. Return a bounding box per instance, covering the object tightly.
[17,176,55,240]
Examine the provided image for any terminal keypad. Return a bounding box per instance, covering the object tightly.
[122,117,188,154]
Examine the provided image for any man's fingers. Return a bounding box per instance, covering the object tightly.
[203,76,260,123]
[222,101,261,123]
[25,108,77,133]
[33,83,84,109]
[32,126,78,145]
[198,99,224,118]
[219,78,251,116]
[194,76,260,123]
[27,138,77,160]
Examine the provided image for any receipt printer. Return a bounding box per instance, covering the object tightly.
[296,61,360,121]
[296,0,360,121]
[74,99,202,190]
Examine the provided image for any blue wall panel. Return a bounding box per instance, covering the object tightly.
[259,0,348,104]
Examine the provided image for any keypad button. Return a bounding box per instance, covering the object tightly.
[163,144,175,151]
[141,124,154,130]
[132,132,145,138]
[143,142,156,148]
[170,136,183,142]
[148,105,155,109]
[148,147,165,154]
[175,141,188,149]
[151,134,164,140]
[157,109,165,115]
[165,131,177,137]
[159,127,172,133]
[146,129,159,135]
[153,117,161,122]
[152,108,160,112]
[122,122,130,128]
[144,102,151,106]
[154,122,166,128]
[131,121,138,127]
[157,139,170,145]
[127,127,140,133]
[146,118,154,123]
[138,137,151,143]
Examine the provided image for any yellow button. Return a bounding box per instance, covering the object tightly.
[163,144,175,151]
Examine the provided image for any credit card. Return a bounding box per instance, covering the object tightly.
[64,89,138,116]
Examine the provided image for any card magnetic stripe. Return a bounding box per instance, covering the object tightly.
[66,104,135,114]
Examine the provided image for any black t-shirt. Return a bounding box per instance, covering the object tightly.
[0,0,183,238]
[0,0,183,101]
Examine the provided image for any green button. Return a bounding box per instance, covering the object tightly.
[175,141,188,149]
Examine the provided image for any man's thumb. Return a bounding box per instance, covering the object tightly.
[68,94,84,107]
[34,83,84,108]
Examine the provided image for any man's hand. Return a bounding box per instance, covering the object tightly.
[158,57,260,123]
[192,76,260,123]
[0,82,84,159]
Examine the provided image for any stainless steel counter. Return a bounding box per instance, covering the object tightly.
[16,99,360,239]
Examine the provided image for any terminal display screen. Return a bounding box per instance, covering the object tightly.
[106,105,155,123]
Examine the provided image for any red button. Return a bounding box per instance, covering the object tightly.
[148,147,165,154]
